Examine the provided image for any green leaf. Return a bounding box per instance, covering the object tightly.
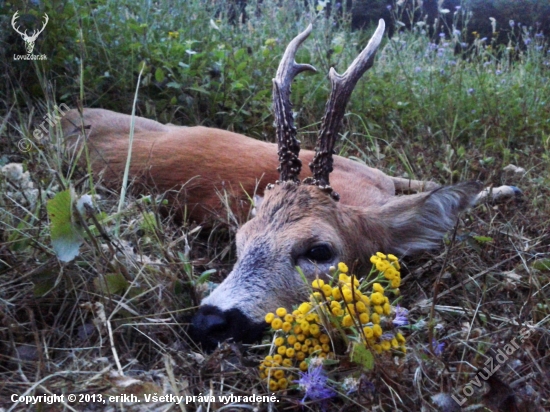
[187,86,210,95]
[195,269,216,285]
[155,67,165,83]
[532,259,550,272]
[140,212,158,234]
[350,342,374,370]
[236,61,247,72]
[94,273,129,295]
[235,48,246,60]
[33,272,57,297]
[8,220,31,252]
[47,189,83,262]
[473,235,493,244]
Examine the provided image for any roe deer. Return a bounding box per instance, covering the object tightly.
[60,20,518,350]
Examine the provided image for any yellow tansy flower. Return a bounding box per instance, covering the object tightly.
[276,307,287,317]
[298,302,312,315]
[271,318,283,329]
[338,262,349,273]
[363,326,374,338]
[312,279,325,289]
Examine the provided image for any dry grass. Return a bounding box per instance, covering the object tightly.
[0,116,548,412]
[1,0,549,409]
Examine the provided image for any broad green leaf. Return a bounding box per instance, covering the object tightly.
[94,273,129,295]
[350,342,374,370]
[47,189,83,262]
[155,67,165,83]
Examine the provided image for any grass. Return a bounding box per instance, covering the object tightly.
[1,0,549,410]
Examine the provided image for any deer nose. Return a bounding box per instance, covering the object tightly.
[191,304,266,351]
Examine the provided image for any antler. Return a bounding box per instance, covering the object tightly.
[11,11,49,40]
[11,11,26,37]
[273,24,317,183]
[28,14,49,41]
[307,19,386,199]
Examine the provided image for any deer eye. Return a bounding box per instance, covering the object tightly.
[304,244,333,263]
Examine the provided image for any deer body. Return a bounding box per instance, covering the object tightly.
[62,108,419,223]
[59,20,515,350]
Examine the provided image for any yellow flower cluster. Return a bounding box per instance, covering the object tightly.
[260,306,334,391]
[260,254,407,391]
[370,252,401,289]
[311,259,405,354]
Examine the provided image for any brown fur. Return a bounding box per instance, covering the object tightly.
[60,108,437,223]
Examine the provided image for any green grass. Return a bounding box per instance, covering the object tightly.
[1,0,549,410]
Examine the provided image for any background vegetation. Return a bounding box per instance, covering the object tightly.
[0,0,548,410]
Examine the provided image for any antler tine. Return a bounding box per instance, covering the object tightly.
[273,24,317,184]
[308,19,385,198]
[11,11,26,36]
[29,14,49,40]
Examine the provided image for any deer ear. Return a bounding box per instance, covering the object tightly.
[250,195,264,217]
[374,181,483,255]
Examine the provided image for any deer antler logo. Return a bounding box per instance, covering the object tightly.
[12,11,49,54]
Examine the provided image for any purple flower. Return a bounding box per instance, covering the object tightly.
[381,333,394,341]
[524,38,532,46]
[461,42,468,48]
[432,339,445,356]
[439,32,445,38]
[392,305,409,327]
[467,88,475,95]
[455,6,461,10]
[453,29,461,36]
[296,363,336,404]
[386,4,392,11]
[509,20,515,28]
[414,66,422,73]
[495,69,502,75]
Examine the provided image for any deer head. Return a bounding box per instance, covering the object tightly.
[191,20,482,350]
[12,11,49,54]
